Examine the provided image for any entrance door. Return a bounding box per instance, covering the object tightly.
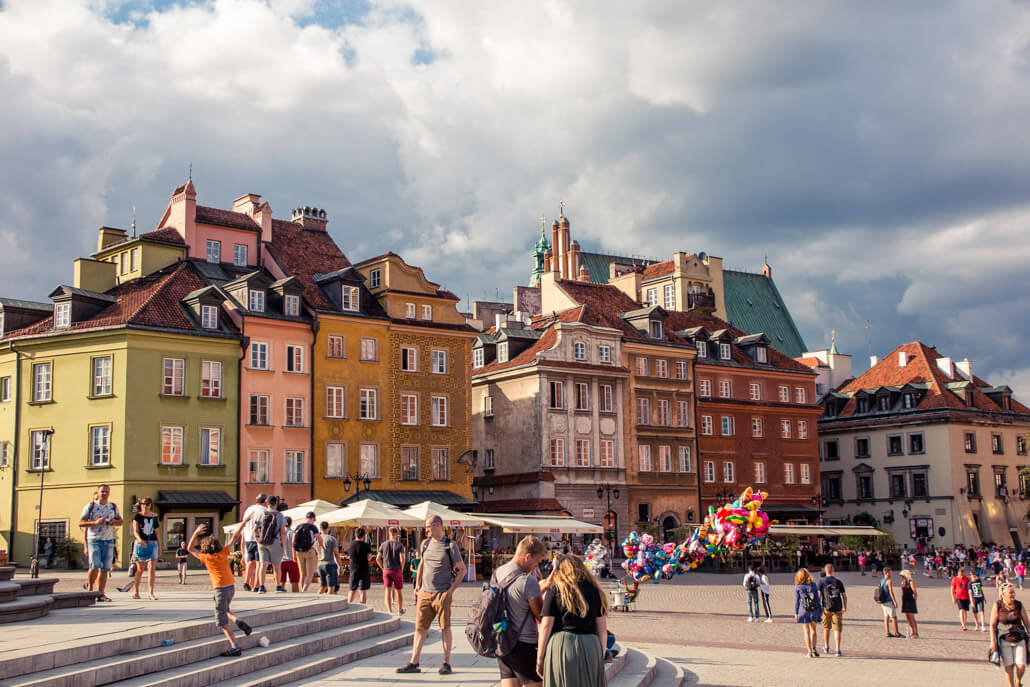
[1012,529,1023,551]
[661,515,679,542]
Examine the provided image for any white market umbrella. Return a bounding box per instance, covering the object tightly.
[222,499,337,534]
[404,501,486,528]
[319,499,423,528]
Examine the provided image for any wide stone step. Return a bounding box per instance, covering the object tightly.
[7,605,376,687]
[609,647,659,687]
[51,590,101,609]
[220,623,418,687]
[111,612,401,687]
[14,577,59,597]
[0,580,21,603]
[651,656,688,687]
[0,595,54,624]
[0,566,15,581]
[0,596,351,681]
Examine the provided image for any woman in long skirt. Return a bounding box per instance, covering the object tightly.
[537,555,610,687]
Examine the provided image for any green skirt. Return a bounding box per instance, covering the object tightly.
[542,631,606,687]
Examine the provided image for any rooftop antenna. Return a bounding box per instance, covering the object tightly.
[188,162,192,182]
[865,319,872,361]
[131,206,137,238]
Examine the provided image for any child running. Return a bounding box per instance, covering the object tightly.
[188,523,253,656]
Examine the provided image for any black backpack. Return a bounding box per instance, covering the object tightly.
[822,579,844,612]
[873,582,888,604]
[258,511,279,546]
[800,587,818,612]
[294,524,314,552]
[466,569,525,658]
[746,575,759,592]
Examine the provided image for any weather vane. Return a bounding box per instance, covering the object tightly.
[559,199,565,217]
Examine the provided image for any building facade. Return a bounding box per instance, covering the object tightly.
[819,342,1030,550]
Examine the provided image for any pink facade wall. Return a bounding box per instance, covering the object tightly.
[240,317,313,511]
[189,223,260,266]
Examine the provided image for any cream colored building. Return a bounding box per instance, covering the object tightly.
[819,342,1030,549]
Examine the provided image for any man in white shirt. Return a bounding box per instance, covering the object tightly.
[240,494,267,591]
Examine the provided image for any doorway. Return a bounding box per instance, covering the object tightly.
[661,515,680,542]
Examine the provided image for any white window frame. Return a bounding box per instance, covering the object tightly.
[31,430,50,469]
[637,397,650,425]
[678,400,690,428]
[200,427,221,465]
[201,304,218,329]
[696,341,708,358]
[90,425,111,466]
[431,349,448,374]
[162,358,184,396]
[749,382,761,401]
[326,443,345,478]
[431,396,448,427]
[646,288,658,306]
[703,460,716,483]
[473,348,484,369]
[483,395,494,417]
[0,376,10,402]
[798,420,809,440]
[650,320,664,339]
[778,385,790,402]
[130,247,139,272]
[327,335,345,359]
[795,387,807,404]
[657,399,671,426]
[284,450,306,483]
[326,386,345,418]
[359,388,378,420]
[405,303,416,319]
[549,381,565,410]
[92,356,112,397]
[600,440,615,468]
[205,240,221,263]
[54,302,71,328]
[718,380,731,398]
[341,286,360,312]
[663,283,675,310]
[638,445,653,472]
[781,419,792,439]
[723,461,735,483]
[497,341,509,363]
[250,342,269,370]
[33,362,52,402]
[720,415,734,436]
[599,345,612,364]
[701,415,713,435]
[0,440,11,468]
[249,394,269,425]
[800,463,811,484]
[574,341,586,360]
[785,463,796,484]
[161,426,184,465]
[675,361,687,380]
[636,357,648,376]
[699,379,712,397]
[359,443,380,478]
[286,345,305,373]
[483,448,495,469]
[285,294,300,317]
[751,417,763,437]
[249,290,265,313]
[575,382,590,411]
[678,446,692,473]
[719,343,732,360]
[655,359,668,378]
[576,439,591,467]
[360,337,377,361]
[550,438,566,467]
[284,397,306,427]
[401,393,419,425]
[248,449,270,483]
[421,304,432,320]
[401,346,418,372]
[756,346,768,363]
[600,384,613,413]
[233,244,248,267]
[432,447,450,481]
[200,360,222,398]
[369,269,381,288]
[658,445,672,472]
[754,460,767,484]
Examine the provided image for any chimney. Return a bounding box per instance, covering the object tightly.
[232,193,262,216]
[494,313,505,331]
[254,201,273,244]
[898,351,908,367]
[291,206,328,231]
[97,226,127,251]
[935,356,954,379]
[74,258,116,293]
[870,355,879,367]
[578,263,591,282]
[570,240,581,281]
[165,179,197,242]
[956,358,973,380]
[551,220,560,274]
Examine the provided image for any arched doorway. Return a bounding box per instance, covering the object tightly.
[661,514,680,542]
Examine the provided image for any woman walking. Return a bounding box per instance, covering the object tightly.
[758,567,773,622]
[131,498,160,600]
[536,555,609,687]
[793,568,823,658]
[899,569,919,638]
[990,583,1029,687]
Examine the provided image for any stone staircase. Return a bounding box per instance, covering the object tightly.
[0,597,413,687]
[0,565,98,623]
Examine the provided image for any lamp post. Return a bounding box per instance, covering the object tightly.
[342,473,372,499]
[31,428,54,579]
[597,483,620,566]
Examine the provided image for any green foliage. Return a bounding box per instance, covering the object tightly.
[852,512,878,527]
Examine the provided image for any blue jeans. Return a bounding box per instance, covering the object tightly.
[747,589,760,618]
[89,539,115,571]
[318,563,339,590]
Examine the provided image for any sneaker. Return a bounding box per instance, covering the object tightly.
[275,586,286,593]
[243,583,251,591]
[236,620,252,636]
[835,650,842,657]
[220,646,243,657]
[258,586,267,594]
[823,646,830,654]
[439,663,453,675]
[747,617,754,622]
[764,618,772,623]
[396,663,420,674]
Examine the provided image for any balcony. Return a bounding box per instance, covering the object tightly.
[687,291,716,312]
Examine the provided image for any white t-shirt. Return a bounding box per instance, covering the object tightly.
[80,501,120,541]
[242,504,265,543]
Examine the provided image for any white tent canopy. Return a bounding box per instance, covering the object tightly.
[404,501,486,528]
[223,498,340,534]
[475,513,603,534]
[769,525,887,537]
[319,499,424,528]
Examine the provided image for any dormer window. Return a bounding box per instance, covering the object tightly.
[473,348,484,369]
[719,343,731,360]
[206,240,221,264]
[284,295,300,317]
[421,304,432,320]
[54,302,71,329]
[574,342,586,360]
[755,346,768,363]
[249,290,265,313]
[201,305,219,329]
[857,398,868,413]
[696,341,708,358]
[599,345,611,364]
[406,303,416,319]
[233,244,248,267]
[902,393,915,409]
[650,321,663,339]
[877,395,890,411]
[370,269,381,288]
[497,342,509,363]
[341,286,359,312]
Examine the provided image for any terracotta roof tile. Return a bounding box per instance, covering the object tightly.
[265,219,351,311]
[478,327,558,374]
[140,227,186,246]
[664,310,812,374]
[195,205,261,232]
[642,260,675,279]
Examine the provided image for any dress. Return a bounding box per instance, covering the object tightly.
[901,579,917,614]
[793,582,823,624]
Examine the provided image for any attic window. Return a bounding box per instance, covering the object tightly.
[206,240,221,264]
[650,321,664,339]
[54,302,71,329]
[574,342,586,360]
[370,269,381,289]
[755,346,768,363]
[249,290,265,313]
[341,286,359,312]
[201,305,218,329]
[497,342,509,363]
[696,341,708,358]
[285,295,300,317]
[473,349,484,369]
[719,343,731,360]
[857,398,868,413]
[903,393,915,409]
[877,395,890,411]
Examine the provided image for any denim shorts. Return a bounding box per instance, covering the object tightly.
[135,542,159,562]
[89,539,115,571]
[972,596,986,613]
[318,562,339,589]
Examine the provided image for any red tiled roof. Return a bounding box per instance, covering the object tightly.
[833,342,1030,417]
[195,205,261,232]
[553,280,654,342]
[664,310,812,374]
[642,260,675,279]
[796,356,825,369]
[140,227,186,246]
[1,262,235,340]
[478,327,559,374]
[265,219,351,311]
[477,498,566,513]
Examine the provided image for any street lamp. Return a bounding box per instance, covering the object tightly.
[31,428,54,579]
[342,473,372,497]
[597,483,620,568]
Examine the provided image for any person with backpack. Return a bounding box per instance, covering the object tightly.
[817,564,847,656]
[877,567,903,637]
[758,567,773,622]
[898,569,918,638]
[77,483,122,602]
[951,566,972,631]
[239,494,287,593]
[793,568,823,657]
[293,511,323,593]
[376,526,407,614]
[397,515,466,676]
[485,536,547,687]
[280,516,300,592]
[742,565,761,622]
[239,493,268,591]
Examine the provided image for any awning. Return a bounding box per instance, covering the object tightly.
[341,489,476,509]
[769,525,888,537]
[763,504,824,515]
[404,501,486,528]
[319,499,424,528]
[156,490,238,517]
[475,513,603,534]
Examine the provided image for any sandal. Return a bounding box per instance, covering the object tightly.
[98,595,113,602]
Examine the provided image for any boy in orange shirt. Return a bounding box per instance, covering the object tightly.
[188,523,253,656]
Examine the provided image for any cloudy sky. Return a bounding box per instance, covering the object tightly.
[2,0,1030,395]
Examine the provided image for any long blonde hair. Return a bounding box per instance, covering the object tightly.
[551,556,610,618]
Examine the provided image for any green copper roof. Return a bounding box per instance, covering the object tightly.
[579,251,652,283]
[722,269,807,358]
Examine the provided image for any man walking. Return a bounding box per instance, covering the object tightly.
[376,526,407,614]
[493,536,547,687]
[78,484,122,602]
[397,515,466,675]
[347,528,373,604]
[742,565,761,621]
[293,511,323,593]
[817,564,847,656]
[951,566,971,630]
[240,495,287,593]
[240,494,267,591]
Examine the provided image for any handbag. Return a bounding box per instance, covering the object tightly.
[988,649,1001,666]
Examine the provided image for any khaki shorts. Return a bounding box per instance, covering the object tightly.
[821,610,843,630]
[296,548,318,582]
[415,591,452,631]
[880,603,897,619]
